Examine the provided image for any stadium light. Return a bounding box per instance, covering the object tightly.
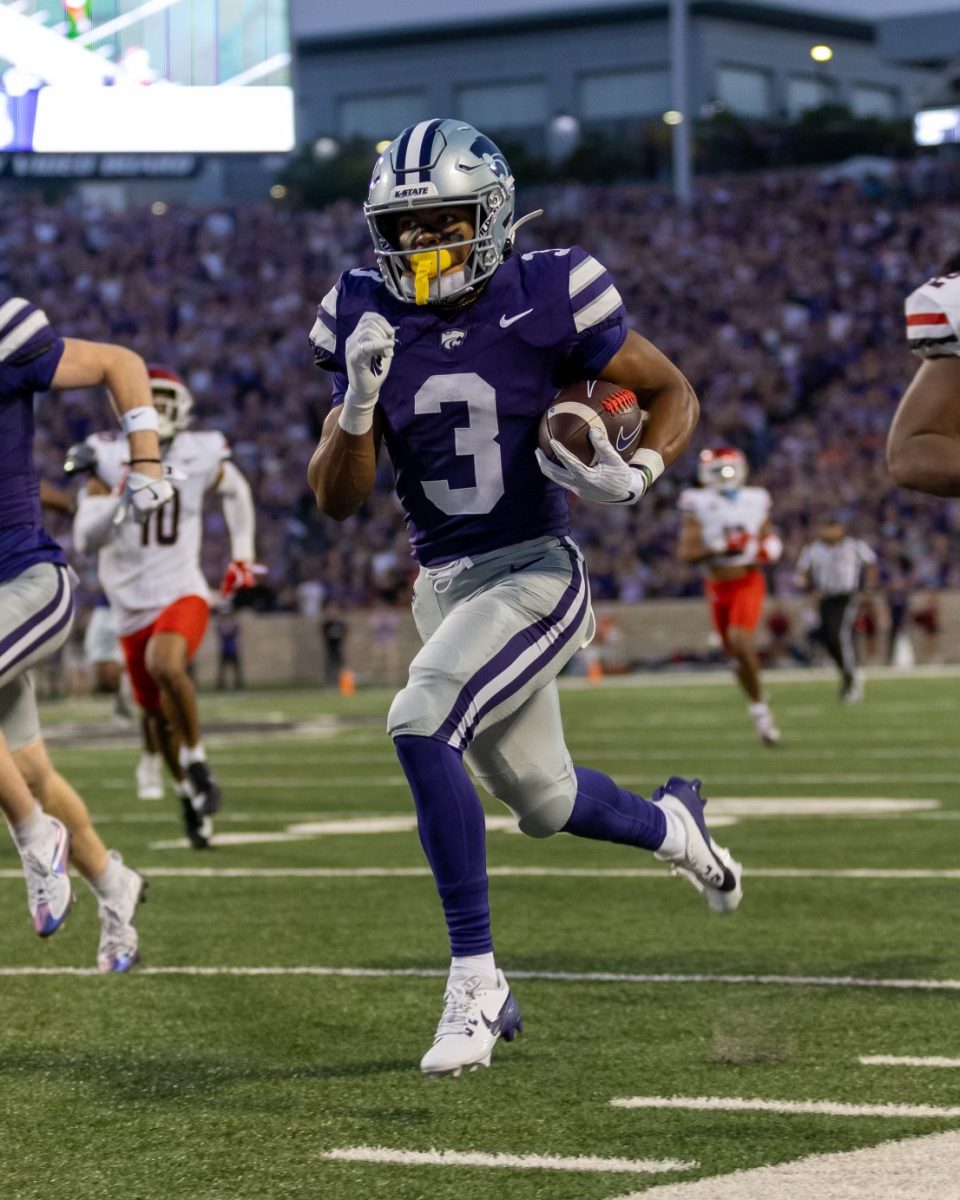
[546,113,580,163]
[663,110,684,126]
[375,139,391,153]
[810,44,833,62]
[312,136,339,161]
[269,184,287,200]
[150,201,167,215]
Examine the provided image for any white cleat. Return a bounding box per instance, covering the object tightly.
[135,754,164,801]
[653,776,743,914]
[21,816,74,937]
[420,970,523,1079]
[96,851,147,973]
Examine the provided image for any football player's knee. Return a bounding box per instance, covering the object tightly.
[387,682,440,740]
[485,774,575,839]
[517,793,574,838]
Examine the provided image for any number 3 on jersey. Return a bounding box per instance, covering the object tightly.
[141,488,181,545]
[414,372,505,515]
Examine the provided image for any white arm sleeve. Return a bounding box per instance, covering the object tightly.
[73,491,123,554]
[216,459,256,561]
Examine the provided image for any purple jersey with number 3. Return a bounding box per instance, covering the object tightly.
[311,246,627,566]
[0,297,67,583]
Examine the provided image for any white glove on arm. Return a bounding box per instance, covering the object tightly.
[339,312,396,436]
[122,470,176,522]
[536,427,656,505]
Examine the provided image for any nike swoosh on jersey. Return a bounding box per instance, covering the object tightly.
[508,555,546,573]
[499,308,534,328]
[616,425,642,452]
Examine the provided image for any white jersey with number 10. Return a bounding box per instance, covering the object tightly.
[86,430,227,632]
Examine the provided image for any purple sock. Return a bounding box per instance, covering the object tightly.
[562,766,666,850]
[393,734,492,956]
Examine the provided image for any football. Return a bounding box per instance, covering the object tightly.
[538,380,647,467]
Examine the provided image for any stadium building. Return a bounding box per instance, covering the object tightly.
[293,0,949,151]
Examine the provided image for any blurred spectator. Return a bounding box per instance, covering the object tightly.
[885,554,917,666]
[215,613,244,690]
[912,589,941,661]
[764,602,812,667]
[321,602,349,686]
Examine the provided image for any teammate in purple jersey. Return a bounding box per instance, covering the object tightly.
[308,120,745,1078]
[0,295,172,968]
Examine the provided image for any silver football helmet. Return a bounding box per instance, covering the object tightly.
[365,119,516,305]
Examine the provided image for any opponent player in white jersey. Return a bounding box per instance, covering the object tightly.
[73,366,259,847]
[678,447,783,744]
[888,253,960,495]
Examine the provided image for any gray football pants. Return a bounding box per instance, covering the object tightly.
[386,536,594,838]
[0,563,75,750]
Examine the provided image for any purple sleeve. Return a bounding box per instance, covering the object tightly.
[0,298,64,393]
[309,279,345,373]
[330,371,348,406]
[563,321,627,379]
[558,247,628,379]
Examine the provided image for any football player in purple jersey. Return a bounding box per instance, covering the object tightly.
[307,120,744,1077]
[0,296,172,968]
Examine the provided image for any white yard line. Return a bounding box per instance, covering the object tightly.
[321,1146,695,1174]
[610,1130,960,1200]
[860,1056,960,1069]
[3,865,960,880]
[93,772,959,786]
[2,965,960,993]
[610,1095,960,1119]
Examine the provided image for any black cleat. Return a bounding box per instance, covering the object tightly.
[186,760,222,816]
[180,792,213,850]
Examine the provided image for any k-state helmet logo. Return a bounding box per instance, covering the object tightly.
[440,329,467,351]
[391,183,439,200]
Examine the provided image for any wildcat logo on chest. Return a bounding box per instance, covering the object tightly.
[440,329,467,352]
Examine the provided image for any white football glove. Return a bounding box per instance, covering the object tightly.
[340,312,396,435]
[122,470,176,523]
[536,427,650,505]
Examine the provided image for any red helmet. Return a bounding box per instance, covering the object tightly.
[698,446,747,489]
[148,365,193,440]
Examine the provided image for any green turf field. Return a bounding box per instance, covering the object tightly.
[3,671,960,1199]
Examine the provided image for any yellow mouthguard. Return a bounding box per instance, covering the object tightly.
[410,248,453,305]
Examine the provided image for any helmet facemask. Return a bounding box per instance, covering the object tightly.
[364,120,515,306]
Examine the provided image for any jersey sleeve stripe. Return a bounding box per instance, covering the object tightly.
[0,309,50,364]
[309,317,336,354]
[569,255,605,299]
[907,312,949,326]
[0,296,30,336]
[574,284,622,333]
[908,333,960,349]
[320,285,339,319]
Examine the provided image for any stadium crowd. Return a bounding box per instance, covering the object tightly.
[5,156,960,616]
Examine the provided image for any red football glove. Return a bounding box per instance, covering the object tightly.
[723,530,752,556]
[220,560,265,598]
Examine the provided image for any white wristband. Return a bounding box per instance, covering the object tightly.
[629,446,665,487]
[120,405,160,435]
[337,404,375,437]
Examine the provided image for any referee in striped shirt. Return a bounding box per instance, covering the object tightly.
[796,516,878,702]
